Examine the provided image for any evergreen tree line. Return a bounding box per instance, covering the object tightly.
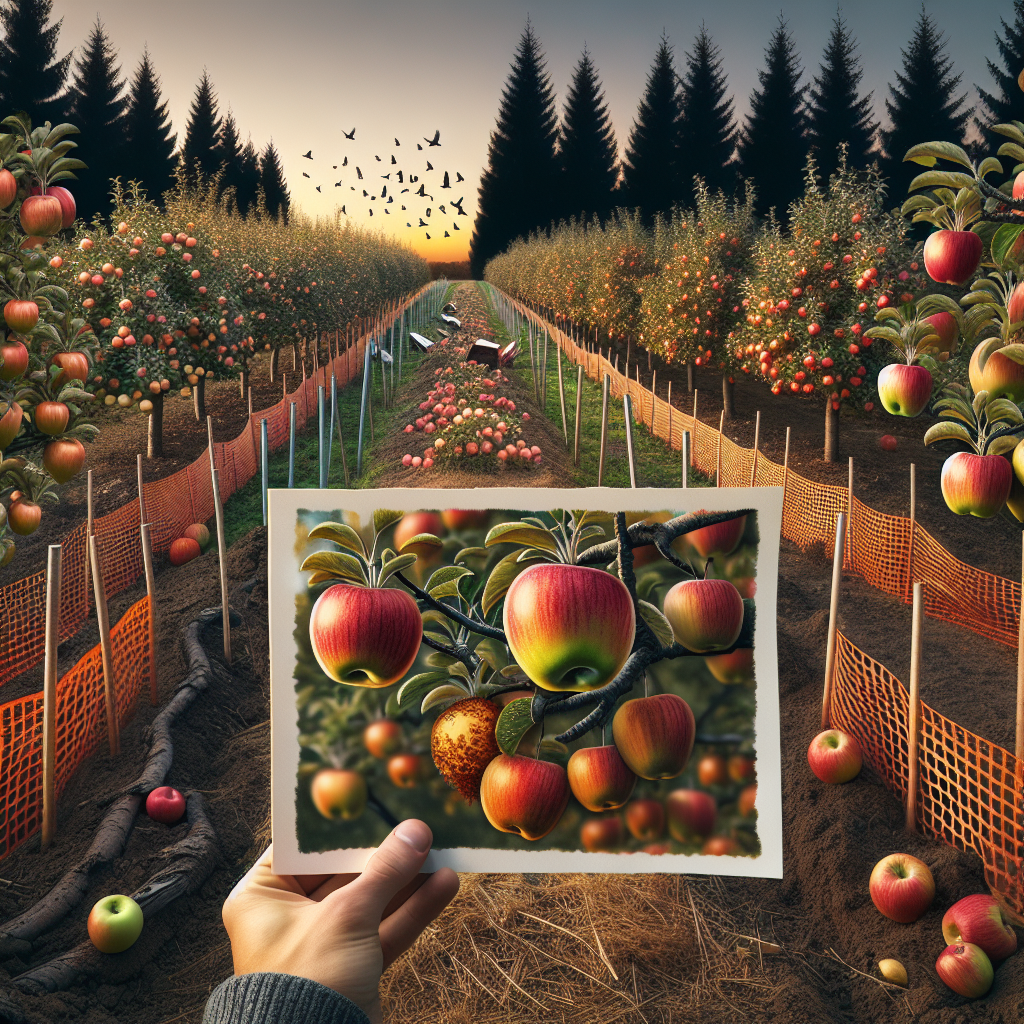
[470,4,1024,277]
[0,0,290,224]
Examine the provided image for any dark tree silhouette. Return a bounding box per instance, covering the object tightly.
[181,69,222,189]
[469,19,561,278]
[618,33,683,224]
[236,137,261,218]
[122,47,177,207]
[805,9,878,182]
[65,18,126,223]
[975,0,1024,131]
[556,46,619,226]
[260,140,290,223]
[677,24,737,201]
[216,109,242,208]
[0,0,72,128]
[879,8,972,204]
[736,16,807,220]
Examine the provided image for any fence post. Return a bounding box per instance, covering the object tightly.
[749,411,761,487]
[598,374,610,486]
[288,402,297,487]
[85,469,93,615]
[136,453,146,525]
[140,522,158,705]
[906,463,916,603]
[650,370,657,431]
[782,427,792,520]
[557,343,568,445]
[906,582,924,832]
[716,410,724,486]
[846,457,855,569]
[261,418,269,527]
[681,430,690,489]
[211,465,231,665]
[41,544,61,851]
[573,365,584,468]
[692,390,699,469]
[89,534,120,757]
[1016,532,1024,775]
[667,380,673,449]
[821,512,848,731]
[318,384,327,489]
[623,394,637,488]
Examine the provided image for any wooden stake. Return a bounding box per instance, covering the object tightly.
[906,463,917,603]
[211,466,231,664]
[248,387,253,420]
[716,409,725,486]
[41,544,61,851]
[89,535,120,757]
[650,371,657,430]
[1017,532,1024,772]
[692,390,699,468]
[85,469,94,614]
[136,453,146,524]
[782,426,792,514]
[261,418,269,526]
[623,394,637,488]
[847,457,854,568]
[541,329,549,409]
[750,410,761,487]
[906,582,924,832]
[140,522,158,705]
[557,343,568,444]
[821,512,848,731]
[598,374,609,486]
[667,381,673,448]
[682,430,690,488]
[282,372,287,401]
[573,365,584,468]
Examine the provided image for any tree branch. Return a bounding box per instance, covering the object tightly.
[419,632,477,674]
[976,176,1024,209]
[396,571,507,642]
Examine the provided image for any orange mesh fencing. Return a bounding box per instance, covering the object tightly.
[830,632,1024,916]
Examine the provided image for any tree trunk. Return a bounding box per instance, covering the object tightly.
[269,346,279,383]
[193,374,206,422]
[147,392,164,459]
[687,360,694,392]
[239,368,249,401]
[824,400,839,463]
[721,373,735,422]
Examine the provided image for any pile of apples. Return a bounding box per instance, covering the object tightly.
[168,522,211,566]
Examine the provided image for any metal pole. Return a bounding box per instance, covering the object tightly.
[750,411,761,487]
[41,544,62,851]
[573,364,584,468]
[318,385,327,489]
[681,430,690,489]
[356,341,371,477]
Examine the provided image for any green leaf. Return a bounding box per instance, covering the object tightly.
[397,670,451,707]
[985,398,1024,425]
[987,435,1021,456]
[901,195,940,214]
[378,553,418,586]
[538,737,569,763]
[374,509,404,535]
[908,170,978,192]
[482,549,545,616]
[991,123,1024,145]
[454,546,488,563]
[484,521,559,553]
[638,600,675,647]
[307,521,366,556]
[473,637,509,672]
[916,294,963,319]
[977,157,1004,179]
[421,609,455,637]
[426,565,474,592]
[903,141,974,169]
[426,651,459,668]
[384,691,403,718]
[576,510,615,530]
[864,326,903,346]
[299,550,368,585]
[923,421,975,447]
[575,524,607,545]
[993,343,1024,366]
[495,697,535,755]
[421,684,470,714]
[398,532,443,556]
[998,141,1024,165]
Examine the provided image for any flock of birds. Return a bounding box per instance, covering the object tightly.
[299,128,469,240]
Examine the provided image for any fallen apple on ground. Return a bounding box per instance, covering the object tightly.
[87,894,145,953]
[807,729,863,783]
[869,853,935,923]
[941,894,1017,961]
[935,942,994,998]
[145,786,186,824]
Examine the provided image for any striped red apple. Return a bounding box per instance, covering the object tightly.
[625,798,665,841]
[479,754,570,840]
[869,853,934,923]
[942,895,1017,961]
[936,943,993,998]
[807,729,863,783]
[666,789,717,842]
[939,452,1012,518]
[567,744,637,811]
[923,229,983,286]
[612,694,695,780]
[663,570,744,653]
[877,363,933,417]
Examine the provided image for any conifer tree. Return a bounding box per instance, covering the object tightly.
[469,20,560,279]
[618,34,682,223]
[879,8,972,204]
[736,16,807,220]
[236,137,261,218]
[181,69,222,189]
[260,140,289,223]
[216,109,242,208]
[975,0,1024,131]
[65,18,126,222]
[0,0,71,128]
[122,47,177,207]
[556,47,619,226]
[805,10,878,182]
[677,24,737,201]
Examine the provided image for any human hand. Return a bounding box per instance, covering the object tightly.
[221,820,460,1024]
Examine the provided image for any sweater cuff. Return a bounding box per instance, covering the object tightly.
[202,972,372,1024]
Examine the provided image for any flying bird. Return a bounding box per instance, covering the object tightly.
[371,195,377,200]
[456,172,464,182]
[444,231,450,238]
[453,222,460,230]
[425,232,431,238]
[451,197,466,215]
[401,188,409,194]
[385,208,390,213]
[341,205,346,213]
[394,138,400,146]
[363,189,369,197]
[369,208,373,215]
[441,171,450,189]
[397,170,403,183]
[417,143,422,150]
[439,204,446,213]
[356,167,363,179]
[426,161,433,171]
[424,130,441,147]
[391,155,397,165]
[387,196,393,203]
[382,173,390,180]
[302,150,312,159]
[375,155,381,161]
[410,174,418,183]
[335,181,342,186]
[381,185,388,197]
[406,222,412,227]
[343,128,356,139]
[333,165,337,169]
[401,204,406,210]
[302,172,310,178]
[316,185,321,192]
[425,208,431,216]
[343,156,348,166]
[418,218,427,227]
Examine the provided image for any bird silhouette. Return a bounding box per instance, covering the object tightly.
[371,195,377,200]
[356,167,363,179]
[453,222,460,230]
[401,188,409,194]
[394,138,400,146]
[397,170,404,183]
[369,208,373,215]
[426,161,433,171]
[382,173,390,180]
[375,155,381,161]
[302,150,312,159]
[362,190,368,197]
[391,155,397,165]
[410,175,418,183]
[333,165,337,169]
[341,205,346,213]
[424,130,441,147]
[401,204,406,210]
[381,185,388,197]
[425,232,431,238]
[406,222,412,227]
[417,143,422,150]
[418,218,427,227]
[343,156,348,167]
[456,172,464,182]
[451,197,466,215]
[444,231,450,238]
[441,171,450,189]
[387,196,394,203]
[426,208,431,216]
[385,208,390,214]
[343,128,356,139]
[439,204,446,213]
[335,181,342,186]
[302,172,310,178]
[316,185,321,192]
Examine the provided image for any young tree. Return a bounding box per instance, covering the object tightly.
[805,10,878,182]
[122,47,177,207]
[216,109,243,209]
[469,19,561,279]
[235,137,261,219]
[557,46,619,227]
[975,0,1024,131]
[879,9,972,205]
[260,140,290,223]
[618,33,683,224]
[677,24,737,201]
[0,0,72,128]
[65,18,126,223]
[181,69,222,189]
[736,16,808,221]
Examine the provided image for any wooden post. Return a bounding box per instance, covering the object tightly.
[41,544,61,851]
[692,390,699,469]
[282,372,287,402]
[573,365,584,468]
[541,329,549,410]
[847,457,854,568]
[136,453,146,524]
[821,513,848,731]
[557,344,568,445]
[682,430,690,488]
[906,582,924,832]
[716,409,725,486]
[598,374,610,486]
[89,535,120,757]
[667,380,673,449]
[623,394,637,488]
[85,469,94,614]
[140,522,158,705]
[247,387,253,420]
[650,370,657,431]
[318,385,327,489]
[1017,532,1024,774]
[750,410,761,487]
[261,418,269,527]
[906,464,917,603]
[211,466,231,664]
[782,427,792,522]
[288,402,297,487]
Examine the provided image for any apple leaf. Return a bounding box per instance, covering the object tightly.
[374,509,405,535]
[576,510,615,530]
[977,157,1004,180]
[985,398,1024,425]
[900,195,940,214]
[916,294,963,320]
[454,546,488,563]
[473,637,509,672]
[991,343,1024,366]
[398,532,444,557]
[520,516,552,530]
[426,564,475,595]
[993,224,1024,267]
[377,553,418,587]
[421,684,470,714]
[987,435,1021,456]
[306,570,339,587]
[923,421,975,447]
[421,608,455,637]
[482,549,546,616]
[299,550,368,585]
[423,630,454,647]
[992,123,1024,145]
[495,697,536,755]
[638,600,675,647]
[500,663,525,678]
[426,651,459,668]
[908,170,978,192]
[864,326,903,346]
[903,141,974,170]
[307,521,366,557]
[998,141,1024,165]
[538,737,570,763]
[484,521,559,553]
[576,523,608,546]
[397,670,451,707]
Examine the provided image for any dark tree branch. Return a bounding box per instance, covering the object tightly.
[366,786,400,828]
[419,632,477,674]
[976,176,1024,209]
[396,572,507,643]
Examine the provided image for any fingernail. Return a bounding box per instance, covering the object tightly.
[394,819,432,854]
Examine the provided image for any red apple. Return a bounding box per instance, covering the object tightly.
[935,943,994,998]
[705,648,754,684]
[625,798,665,841]
[87,894,144,953]
[7,498,40,535]
[431,697,501,801]
[310,768,367,819]
[702,836,739,856]
[50,350,90,388]
[0,340,28,381]
[876,363,932,417]
[0,168,14,207]
[387,753,422,788]
[643,842,671,855]
[919,312,959,361]
[479,754,570,841]
[923,229,983,286]
[739,784,757,816]
[941,895,1017,961]
[42,437,85,483]
[940,452,1012,518]
[169,537,201,566]
[869,853,935,923]
[969,339,1024,403]
[309,584,423,687]
[666,789,717,842]
[19,193,63,236]
[440,509,490,530]
[728,755,755,783]
[364,719,402,759]
[3,298,38,335]
[184,523,211,549]
[393,510,444,551]
[567,744,637,811]
[580,816,624,851]
[0,400,23,449]
[145,786,186,824]
[697,754,727,787]
[807,729,862,783]
[663,576,744,653]
[879,434,898,452]
[612,694,695,780]
[503,563,635,692]
[32,399,69,435]
[30,184,75,228]
[685,514,747,558]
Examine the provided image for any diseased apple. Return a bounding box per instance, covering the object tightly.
[87,894,144,953]
[567,744,637,811]
[612,694,695,780]
[479,754,570,841]
[666,789,717,842]
[935,943,993,998]
[876,363,933,417]
[625,798,665,841]
[941,894,1017,961]
[807,729,862,783]
[663,575,744,653]
[580,816,624,851]
[431,697,501,802]
[869,853,935,923]
[939,452,1012,518]
[310,768,367,820]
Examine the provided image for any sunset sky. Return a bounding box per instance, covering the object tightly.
[47,1,1010,264]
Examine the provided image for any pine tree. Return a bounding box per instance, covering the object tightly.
[805,10,878,182]
[216,109,243,209]
[736,16,808,220]
[618,34,683,223]
[975,0,1024,131]
[469,20,561,279]
[260,140,289,223]
[181,69,222,189]
[236,137,261,218]
[879,9,972,204]
[122,47,177,207]
[0,0,72,128]
[677,24,737,202]
[556,47,619,226]
[65,18,126,222]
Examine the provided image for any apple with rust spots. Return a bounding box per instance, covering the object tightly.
[310,768,367,820]
[666,789,717,842]
[567,744,637,811]
[869,853,935,923]
[942,894,1017,961]
[364,719,403,759]
[935,943,993,998]
[877,363,932,417]
[580,816,624,851]
[612,693,695,780]
[625,798,665,841]
[923,229,983,286]
[431,697,501,802]
[939,452,1011,518]
[504,563,635,692]
[663,573,744,653]
[479,754,570,840]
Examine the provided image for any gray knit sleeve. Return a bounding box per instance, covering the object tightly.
[202,972,372,1024]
